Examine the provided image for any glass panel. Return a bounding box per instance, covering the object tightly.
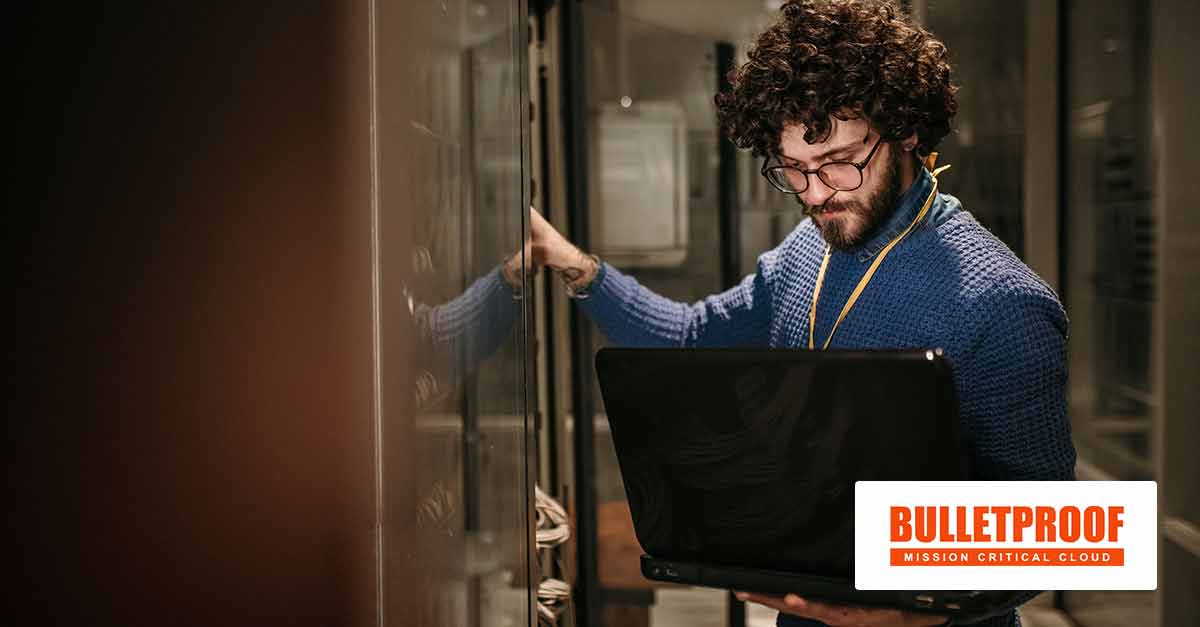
[469,9,534,624]
[1060,0,1156,624]
[924,0,1026,255]
[1162,545,1200,627]
[1152,0,1200,551]
[1063,0,1154,482]
[375,1,531,626]
[580,3,727,625]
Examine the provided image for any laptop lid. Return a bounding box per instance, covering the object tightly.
[594,348,968,580]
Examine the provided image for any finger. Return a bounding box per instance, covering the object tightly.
[783,596,899,626]
[787,596,947,627]
[734,592,790,613]
[904,612,951,626]
[530,240,549,266]
[740,593,838,622]
[778,595,845,623]
[735,592,776,606]
[522,239,538,270]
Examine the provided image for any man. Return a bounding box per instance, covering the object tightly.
[529,1,1075,625]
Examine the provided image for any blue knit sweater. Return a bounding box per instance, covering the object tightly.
[577,168,1076,626]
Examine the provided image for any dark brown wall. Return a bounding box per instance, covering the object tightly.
[8,3,380,625]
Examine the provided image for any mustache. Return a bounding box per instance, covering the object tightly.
[800,198,860,217]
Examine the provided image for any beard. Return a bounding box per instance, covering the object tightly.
[802,146,903,251]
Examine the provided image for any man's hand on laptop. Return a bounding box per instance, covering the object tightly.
[734,591,949,626]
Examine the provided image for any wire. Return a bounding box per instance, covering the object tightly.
[535,484,570,550]
[534,485,572,625]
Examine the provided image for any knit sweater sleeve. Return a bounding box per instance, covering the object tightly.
[413,266,520,380]
[955,286,1077,482]
[575,249,777,348]
[945,286,1077,625]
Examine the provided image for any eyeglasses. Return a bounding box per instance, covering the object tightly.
[760,136,883,194]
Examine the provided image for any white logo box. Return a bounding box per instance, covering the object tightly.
[853,481,1157,590]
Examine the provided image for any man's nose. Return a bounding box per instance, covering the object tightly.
[799,174,837,208]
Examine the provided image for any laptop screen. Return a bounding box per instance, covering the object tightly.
[596,348,967,578]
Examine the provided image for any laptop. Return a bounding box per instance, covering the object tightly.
[595,347,1029,623]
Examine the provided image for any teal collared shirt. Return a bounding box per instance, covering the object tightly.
[849,166,960,263]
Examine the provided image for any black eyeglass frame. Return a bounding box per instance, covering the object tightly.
[760,135,884,195]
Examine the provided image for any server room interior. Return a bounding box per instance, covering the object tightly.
[6,1,1198,627]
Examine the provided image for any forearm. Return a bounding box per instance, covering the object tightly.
[535,236,699,346]
[569,260,772,348]
[574,262,697,347]
[532,207,771,348]
[414,265,520,379]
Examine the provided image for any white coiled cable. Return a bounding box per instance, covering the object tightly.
[535,485,571,625]
[536,485,570,550]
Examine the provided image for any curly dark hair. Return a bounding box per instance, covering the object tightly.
[715,0,957,158]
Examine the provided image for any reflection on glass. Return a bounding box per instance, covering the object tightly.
[924,0,1026,254]
[1063,0,1154,482]
[376,1,531,626]
[581,4,726,625]
[1061,1,1155,625]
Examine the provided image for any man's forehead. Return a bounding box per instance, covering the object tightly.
[779,119,871,161]
[782,117,869,145]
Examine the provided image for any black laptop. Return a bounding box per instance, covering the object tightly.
[595,347,1029,623]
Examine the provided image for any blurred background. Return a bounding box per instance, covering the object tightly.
[6,1,1197,627]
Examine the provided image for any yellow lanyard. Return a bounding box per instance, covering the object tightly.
[807,164,952,350]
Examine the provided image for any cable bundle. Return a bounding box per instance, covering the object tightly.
[536,578,571,624]
[534,485,571,625]
[536,485,570,550]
